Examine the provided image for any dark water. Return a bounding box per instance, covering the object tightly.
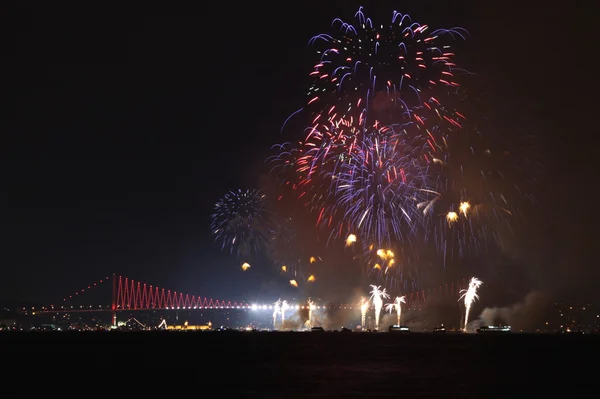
[1,331,596,396]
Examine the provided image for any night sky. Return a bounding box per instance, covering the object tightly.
[5,2,593,306]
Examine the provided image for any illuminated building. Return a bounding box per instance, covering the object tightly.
[545,303,600,333]
[166,320,212,331]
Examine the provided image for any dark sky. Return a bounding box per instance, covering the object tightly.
[5,2,593,306]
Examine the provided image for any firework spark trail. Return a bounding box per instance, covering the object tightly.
[459,277,483,331]
[281,300,289,325]
[385,295,406,326]
[369,284,390,330]
[359,297,370,328]
[273,299,281,329]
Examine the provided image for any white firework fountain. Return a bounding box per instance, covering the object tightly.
[369,285,390,330]
[273,299,282,329]
[306,298,315,329]
[359,297,370,328]
[459,277,483,331]
[280,300,289,327]
[385,296,406,326]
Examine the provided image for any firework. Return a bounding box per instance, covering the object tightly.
[298,121,440,289]
[210,189,271,257]
[370,246,397,277]
[275,4,470,208]
[306,298,315,329]
[368,244,425,293]
[369,284,390,330]
[273,299,281,329]
[272,121,433,267]
[359,296,369,328]
[302,8,530,259]
[270,131,429,290]
[326,129,435,247]
[459,277,483,331]
[281,300,289,326]
[385,296,406,326]
[260,7,537,294]
[304,7,468,126]
[272,6,468,199]
[345,233,357,247]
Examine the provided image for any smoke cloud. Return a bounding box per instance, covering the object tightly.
[478,290,549,331]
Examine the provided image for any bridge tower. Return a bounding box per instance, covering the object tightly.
[111,273,117,327]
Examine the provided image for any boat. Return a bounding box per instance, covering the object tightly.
[477,325,511,333]
[389,325,410,333]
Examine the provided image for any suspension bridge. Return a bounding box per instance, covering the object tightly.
[27,274,469,327]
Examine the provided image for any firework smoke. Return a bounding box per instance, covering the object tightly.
[385,296,406,326]
[459,277,483,331]
[359,297,370,328]
[369,285,390,330]
[479,291,549,331]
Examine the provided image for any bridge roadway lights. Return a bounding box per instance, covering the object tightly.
[34,305,368,312]
[33,304,428,312]
[31,305,430,314]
